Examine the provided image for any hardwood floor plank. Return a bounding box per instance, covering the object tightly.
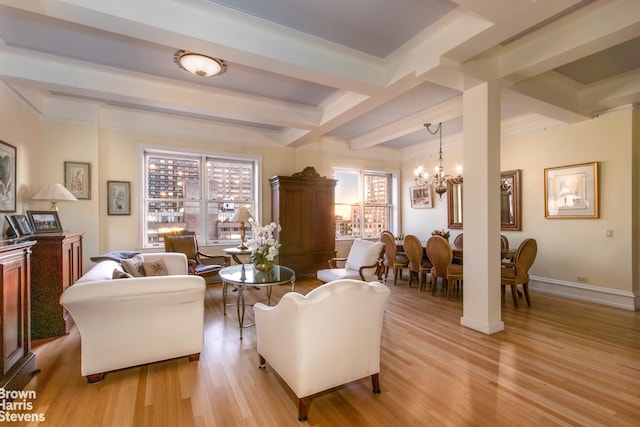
[14,277,640,426]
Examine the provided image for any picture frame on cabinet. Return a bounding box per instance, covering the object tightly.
[6,214,34,236]
[107,181,131,215]
[0,140,16,213]
[27,210,62,233]
[64,161,91,200]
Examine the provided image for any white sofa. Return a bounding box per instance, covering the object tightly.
[254,279,391,421]
[60,252,206,383]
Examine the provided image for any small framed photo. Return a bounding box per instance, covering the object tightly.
[107,181,131,215]
[65,161,91,199]
[7,214,34,236]
[0,140,16,213]
[544,162,599,219]
[410,185,433,209]
[27,210,63,233]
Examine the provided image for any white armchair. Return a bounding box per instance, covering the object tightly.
[254,279,391,421]
[316,238,385,283]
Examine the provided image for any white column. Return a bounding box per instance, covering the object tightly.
[460,81,503,334]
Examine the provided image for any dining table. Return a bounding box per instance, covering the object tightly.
[396,240,515,260]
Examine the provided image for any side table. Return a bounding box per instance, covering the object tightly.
[223,247,252,264]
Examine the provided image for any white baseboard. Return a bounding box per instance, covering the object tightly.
[529,276,639,311]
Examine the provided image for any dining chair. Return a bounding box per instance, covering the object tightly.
[403,234,432,290]
[452,233,463,264]
[380,231,409,285]
[426,235,463,300]
[500,238,537,308]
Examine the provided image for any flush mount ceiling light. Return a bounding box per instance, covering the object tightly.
[174,50,227,77]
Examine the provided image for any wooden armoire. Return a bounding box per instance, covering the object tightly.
[269,168,337,276]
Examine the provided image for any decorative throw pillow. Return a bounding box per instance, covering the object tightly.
[142,259,169,276]
[112,269,134,279]
[121,254,146,277]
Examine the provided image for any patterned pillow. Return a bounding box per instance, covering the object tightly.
[121,254,146,277]
[90,251,141,263]
[112,269,134,279]
[142,259,169,276]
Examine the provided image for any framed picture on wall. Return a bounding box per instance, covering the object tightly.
[544,161,599,219]
[107,181,131,215]
[0,140,16,212]
[64,161,91,199]
[26,210,63,233]
[410,185,433,209]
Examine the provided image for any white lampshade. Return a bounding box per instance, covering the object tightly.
[31,183,78,211]
[174,50,227,77]
[230,207,252,222]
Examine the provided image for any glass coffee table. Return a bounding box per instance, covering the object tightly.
[219,264,296,339]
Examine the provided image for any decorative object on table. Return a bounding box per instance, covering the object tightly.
[27,210,63,233]
[107,181,131,215]
[31,183,78,211]
[0,140,16,213]
[64,161,91,200]
[431,229,450,240]
[247,219,281,273]
[413,122,462,199]
[544,162,599,219]
[410,185,433,208]
[6,214,34,236]
[230,206,253,249]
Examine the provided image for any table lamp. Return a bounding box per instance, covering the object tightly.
[230,207,252,249]
[31,183,78,211]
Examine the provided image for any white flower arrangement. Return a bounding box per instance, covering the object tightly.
[247,219,281,266]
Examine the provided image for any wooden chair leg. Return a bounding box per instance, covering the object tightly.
[258,354,266,369]
[522,283,531,306]
[371,373,381,393]
[86,373,106,384]
[188,352,200,362]
[511,284,519,307]
[431,275,437,295]
[393,267,399,285]
[298,396,310,421]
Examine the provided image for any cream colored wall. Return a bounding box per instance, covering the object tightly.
[401,109,635,294]
[0,86,39,214]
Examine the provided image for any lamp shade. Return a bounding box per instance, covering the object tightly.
[31,183,78,210]
[230,207,252,222]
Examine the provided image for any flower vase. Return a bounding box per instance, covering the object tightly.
[254,261,275,273]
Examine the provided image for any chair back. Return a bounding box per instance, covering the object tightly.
[379,231,397,265]
[500,234,509,250]
[164,230,198,261]
[513,238,537,282]
[426,235,453,278]
[403,235,423,274]
[453,233,463,246]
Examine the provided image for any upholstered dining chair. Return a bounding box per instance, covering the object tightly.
[254,279,390,421]
[163,230,230,280]
[500,238,537,308]
[403,234,432,290]
[426,235,463,300]
[380,231,409,285]
[316,238,385,283]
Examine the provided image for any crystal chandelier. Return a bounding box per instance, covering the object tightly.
[414,122,462,199]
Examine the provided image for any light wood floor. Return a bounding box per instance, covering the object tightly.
[17,275,640,427]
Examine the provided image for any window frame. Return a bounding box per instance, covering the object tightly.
[332,167,399,240]
[139,144,261,248]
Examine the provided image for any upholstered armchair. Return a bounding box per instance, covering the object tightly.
[316,238,385,282]
[163,230,230,280]
[254,279,391,421]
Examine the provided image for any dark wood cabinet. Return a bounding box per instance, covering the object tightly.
[29,232,84,340]
[0,240,38,392]
[270,173,337,276]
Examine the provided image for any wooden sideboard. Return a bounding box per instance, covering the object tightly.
[29,231,84,340]
[0,239,38,392]
[270,173,337,276]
